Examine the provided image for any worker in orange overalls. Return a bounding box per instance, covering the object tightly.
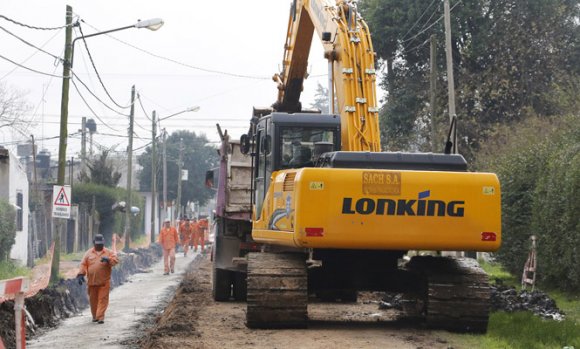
[158,218,179,275]
[198,218,209,252]
[191,218,203,252]
[179,218,193,257]
[77,234,118,324]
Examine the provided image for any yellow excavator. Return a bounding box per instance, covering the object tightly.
[215,0,501,333]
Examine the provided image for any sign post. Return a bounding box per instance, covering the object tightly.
[0,277,30,349]
[52,185,72,219]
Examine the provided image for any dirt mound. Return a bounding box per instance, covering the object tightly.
[0,244,162,349]
[490,285,565,320]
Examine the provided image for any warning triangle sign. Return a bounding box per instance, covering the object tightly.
[54,187,70,206]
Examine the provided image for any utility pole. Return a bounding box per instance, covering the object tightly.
[430,34,438,152]
[444,0,457,154]
[150,111,157,243]
[51,5,73,284]
[162,128,168,223]
[81,117,87,172]
[176,138,184,221]
[123,85,135,252]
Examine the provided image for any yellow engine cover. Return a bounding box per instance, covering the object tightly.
[252,168,501,252]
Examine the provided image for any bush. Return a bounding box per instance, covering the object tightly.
[0,199,16,261]
[477,115,580,291]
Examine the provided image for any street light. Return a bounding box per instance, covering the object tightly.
[70,18,164,68]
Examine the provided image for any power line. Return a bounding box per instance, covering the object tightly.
[0,27,62,81]
[77,23,132,109]
[28,114,252,122]
[70,77,121,132]
[401,0,462,45]
[80,19,271,80]
[0,53,65,78]
[71,71,129,116]
[401,0,439,42]
[0,25,62,61]
[0,14,76,31]
[136,94,153,121]
[20,62,61,135]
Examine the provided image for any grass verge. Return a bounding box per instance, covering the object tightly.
[447,260,580,348]
[0,260,31,280]
[451,311,580,349]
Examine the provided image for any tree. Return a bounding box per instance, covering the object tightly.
[77,149,122,187]
[0,83,32,134]
[360,0,580,160]
[310,82,330,114]
[138,130,218,209]
[0,199,16,261]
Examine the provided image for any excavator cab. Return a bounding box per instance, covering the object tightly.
[252,112,340,218]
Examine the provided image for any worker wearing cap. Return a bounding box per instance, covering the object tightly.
[179,218,193,256]
[77,234,118,324]
[158,219,179,274]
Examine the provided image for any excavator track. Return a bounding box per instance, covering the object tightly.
[406,256,491,333]
[246,252,308,329]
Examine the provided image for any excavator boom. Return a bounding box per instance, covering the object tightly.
[273,0,380,152]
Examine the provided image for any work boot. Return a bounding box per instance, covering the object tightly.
[171,268,174,273]
[92,318,98,323]
[98,320,104,324]
[163,272,169,275]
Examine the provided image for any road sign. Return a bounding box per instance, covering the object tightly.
[52,185,71,219]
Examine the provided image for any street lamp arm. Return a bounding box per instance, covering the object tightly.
[159,106,200,121]
[70,18,164,68]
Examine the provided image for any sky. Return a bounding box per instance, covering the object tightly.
[0,0,334,159]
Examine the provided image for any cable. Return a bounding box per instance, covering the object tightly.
[70,77,121,132]
[137,94,153,121]
[402,0,462,44]
[77,23,132,109]
[0,53,65,78]
[79,19,271,80]
[0,26,62,81]
[401,0,439,42]
[19,63,61,134]
[0,25,62,61]
[401,38,431,55]
[71,71,129,116]
[0,14,76,31]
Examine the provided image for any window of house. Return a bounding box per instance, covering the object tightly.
[16,192,23,231]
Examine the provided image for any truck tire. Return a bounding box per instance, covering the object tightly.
[212,266,232,301]
[233,272,247,301]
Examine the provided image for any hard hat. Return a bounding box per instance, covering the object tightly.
[93,234,105,245]
[164,218,170,223]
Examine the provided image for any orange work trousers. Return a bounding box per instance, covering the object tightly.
[192,232,205,252]
[163,248,176,273]
[182,241,190,256]
[88,282,110,321]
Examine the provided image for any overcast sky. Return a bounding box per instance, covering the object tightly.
[0,0,333,158]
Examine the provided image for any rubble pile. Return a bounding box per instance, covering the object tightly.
[376,285,565,322]
[491,285,565,321]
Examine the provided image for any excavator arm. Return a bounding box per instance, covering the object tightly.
[272,0,381,152]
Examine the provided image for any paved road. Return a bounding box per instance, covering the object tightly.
[28,251,198,349]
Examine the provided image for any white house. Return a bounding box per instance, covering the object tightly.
[0,147,29,265]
